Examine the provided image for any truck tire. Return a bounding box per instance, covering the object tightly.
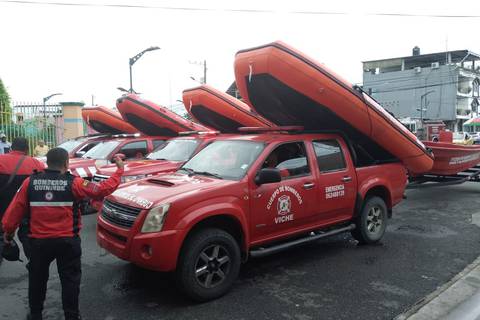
[351,196,387,244]
[176,228,241,301]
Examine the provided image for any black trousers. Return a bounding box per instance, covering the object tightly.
[29,237,81,320]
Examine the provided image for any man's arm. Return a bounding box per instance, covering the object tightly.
[2,178,30,243]
[72,158,124,201]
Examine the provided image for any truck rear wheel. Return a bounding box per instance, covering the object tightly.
[176,228,241,301]
[351,196,387,244]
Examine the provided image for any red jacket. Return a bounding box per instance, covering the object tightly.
[0,151,45,215]
[2,167,124,238]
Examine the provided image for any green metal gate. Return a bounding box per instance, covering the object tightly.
[0,98,64,156]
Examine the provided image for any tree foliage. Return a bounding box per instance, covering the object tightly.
[0,77,12,123]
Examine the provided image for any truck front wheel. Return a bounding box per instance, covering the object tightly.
[176,228,241,301]
[351,196,387,244]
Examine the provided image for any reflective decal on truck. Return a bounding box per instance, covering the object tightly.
[325,184,345,199]
[266,185,303,224]
[113,190,154,209]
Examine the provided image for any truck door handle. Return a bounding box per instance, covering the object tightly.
[303,182,315,190]
[342,176,352,182]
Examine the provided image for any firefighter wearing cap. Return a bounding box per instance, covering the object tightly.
[2,147,124,320]
[0,137,45,263]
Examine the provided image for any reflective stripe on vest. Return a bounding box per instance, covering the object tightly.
[30,201,74,207]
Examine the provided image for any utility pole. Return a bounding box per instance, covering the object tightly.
[189,60,207,84]
[203,60,207,84]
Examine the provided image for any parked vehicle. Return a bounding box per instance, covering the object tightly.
[69,134,166,180]
[97,127,407,301]
[57,134,110,158]
[90,132,223,211]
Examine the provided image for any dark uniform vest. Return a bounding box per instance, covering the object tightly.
[27,170,80,238]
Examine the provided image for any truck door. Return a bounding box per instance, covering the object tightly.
[249,141,316,242]
[312,139,357,222]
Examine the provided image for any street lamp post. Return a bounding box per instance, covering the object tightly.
[416,90,435,140]
[129,46,160,93]
[43,93,62,119]
[417,90,435,125]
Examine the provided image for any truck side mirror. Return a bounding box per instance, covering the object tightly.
[255,168,282,185]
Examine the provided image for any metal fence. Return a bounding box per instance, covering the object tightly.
[0,98,64,156]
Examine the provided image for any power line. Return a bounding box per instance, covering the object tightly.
[2,0,480,18]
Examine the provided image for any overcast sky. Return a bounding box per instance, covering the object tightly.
[1,0,479,113]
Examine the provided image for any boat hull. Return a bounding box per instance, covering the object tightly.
[117,94,207,136]
[234,41,434,174]
[423,141,480,175]
[82,106,137,134]
[182,85,273,133]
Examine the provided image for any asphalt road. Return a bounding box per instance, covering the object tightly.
[2,183,480,320]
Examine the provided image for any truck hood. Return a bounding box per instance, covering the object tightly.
[108,172,238,209]
[69,158,109,178]
[97,159,183,176]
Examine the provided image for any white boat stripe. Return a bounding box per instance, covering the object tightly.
[30,202,74,207]
[76,168,87,177]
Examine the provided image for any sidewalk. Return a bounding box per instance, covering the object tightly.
[395,256,480,320]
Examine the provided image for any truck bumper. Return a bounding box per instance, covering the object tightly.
[97,214,183,272]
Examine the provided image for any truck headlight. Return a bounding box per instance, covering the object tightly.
[121,174,146,183]
[141,203,170,233]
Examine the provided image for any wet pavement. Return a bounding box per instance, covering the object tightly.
[1,183,480,320]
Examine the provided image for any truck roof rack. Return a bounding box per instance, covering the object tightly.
[238,126,304,133]
[110,133,141,138]
[178,130,221,136]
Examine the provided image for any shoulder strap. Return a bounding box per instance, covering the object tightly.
[0,155,27,193]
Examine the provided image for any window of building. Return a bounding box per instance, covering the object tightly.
[262,142,310,179]
[473,78,480,98]
[313,140,346,173]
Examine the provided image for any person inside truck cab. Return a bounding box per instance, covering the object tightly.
[262,143,309,178]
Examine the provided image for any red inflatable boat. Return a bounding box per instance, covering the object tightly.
[82,106,137,134]
[182,85,273,132]
[423,141,480,175]
[116,94,208,136]
[234,41,434,174]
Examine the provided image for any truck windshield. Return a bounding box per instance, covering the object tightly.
[58,138,86,152]
[181,140,264,180]
[147,139,200,162]
[82,141,120,159]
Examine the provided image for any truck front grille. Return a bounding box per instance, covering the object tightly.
[101,199,142,229]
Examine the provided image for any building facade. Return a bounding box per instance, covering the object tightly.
[363,48,480,131]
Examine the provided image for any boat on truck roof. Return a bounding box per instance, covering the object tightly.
[82,106,137,134]
[182,84,274,133]
[234,41,434,174]
[116,94,208,137]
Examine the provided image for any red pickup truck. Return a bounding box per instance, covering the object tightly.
[92,133,222,184]
[89,133,221,212]
[97,128,407,301]
[69,134,166,179]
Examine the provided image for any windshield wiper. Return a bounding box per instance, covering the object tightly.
[156,158,168,161]
[180,168,223,179]
[180,167,195,175]
[190,171,223,179]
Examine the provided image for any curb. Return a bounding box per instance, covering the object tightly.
[395,256,480,320]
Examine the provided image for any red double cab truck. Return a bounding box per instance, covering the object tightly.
[97,128,407,301]
[90,133,221,211]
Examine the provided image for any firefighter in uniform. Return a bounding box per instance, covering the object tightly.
[2,147,124,320]
[0,137,45,263]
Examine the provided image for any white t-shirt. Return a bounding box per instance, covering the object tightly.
[0,141,11,154]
